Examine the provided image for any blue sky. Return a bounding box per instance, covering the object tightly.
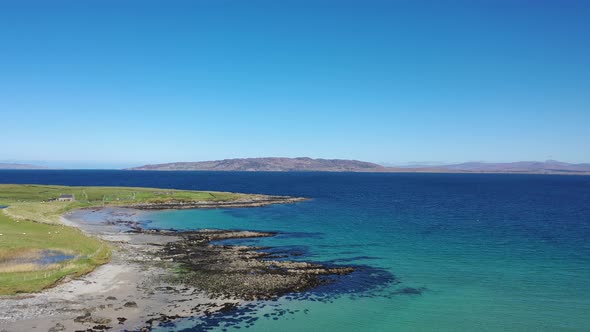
[1,0,589,168]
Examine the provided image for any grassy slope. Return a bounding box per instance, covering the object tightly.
[0,184,253,295]
[0,212,111,294]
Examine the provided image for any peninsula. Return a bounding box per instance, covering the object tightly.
[0,184,358,331]
[0,184,304,295]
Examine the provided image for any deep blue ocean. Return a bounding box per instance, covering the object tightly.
[1,170,590,331]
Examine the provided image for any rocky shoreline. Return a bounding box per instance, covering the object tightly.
[0,205,356,332]
[150,228,355,301]
[0,209,237,332]
[120,195,307,210]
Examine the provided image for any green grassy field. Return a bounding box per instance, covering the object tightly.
[0,184,254,295]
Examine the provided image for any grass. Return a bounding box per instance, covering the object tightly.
[0,211,111,294]
[0,184,256,295]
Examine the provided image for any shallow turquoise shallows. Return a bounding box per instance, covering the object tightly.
[138,174,590,332]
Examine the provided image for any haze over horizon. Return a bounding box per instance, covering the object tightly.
[1,1,589,168]
[2,157,590,171]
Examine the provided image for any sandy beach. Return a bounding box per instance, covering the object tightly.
[0,208,238,332]
[1,203,355,332]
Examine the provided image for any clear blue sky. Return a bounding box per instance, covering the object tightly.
[1,0,589,168]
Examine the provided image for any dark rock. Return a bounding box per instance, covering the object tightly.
[123,301,138,308]
[74,311,92,323]
[395,287,426,295]
[218,302,238,313]
[48,323,65,332]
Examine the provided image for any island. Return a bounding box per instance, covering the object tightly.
[128,157,590,175]
[0,184,355,331]
[128,157,384,172]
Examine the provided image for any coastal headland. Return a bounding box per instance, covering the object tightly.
[0,184,355,331]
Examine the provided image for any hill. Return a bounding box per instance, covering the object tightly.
[394,160,590,174]
[129,158,590,174]
[129,157,385,172]
[0,163,47,170]
[431,160,590,173]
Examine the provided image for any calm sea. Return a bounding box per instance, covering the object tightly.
[1,170,590,331]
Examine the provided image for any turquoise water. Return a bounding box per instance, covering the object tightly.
[139,176,590,331]
[2,171,589,331]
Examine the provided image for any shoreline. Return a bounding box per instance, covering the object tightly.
[119,195,307,210]
[1,204,354,331]
[0,208,240,331]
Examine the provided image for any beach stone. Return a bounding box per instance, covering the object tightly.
[92,317,112,325]
[105,296,117,301]
[74,311,91,323]
[123,301,138,308]
[48,323,65,332]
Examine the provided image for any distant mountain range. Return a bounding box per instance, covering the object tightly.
[427,160,590,173]
[128,158,590,174]
[0,163,47,170]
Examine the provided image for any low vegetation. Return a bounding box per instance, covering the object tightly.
[0,184,255,295]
